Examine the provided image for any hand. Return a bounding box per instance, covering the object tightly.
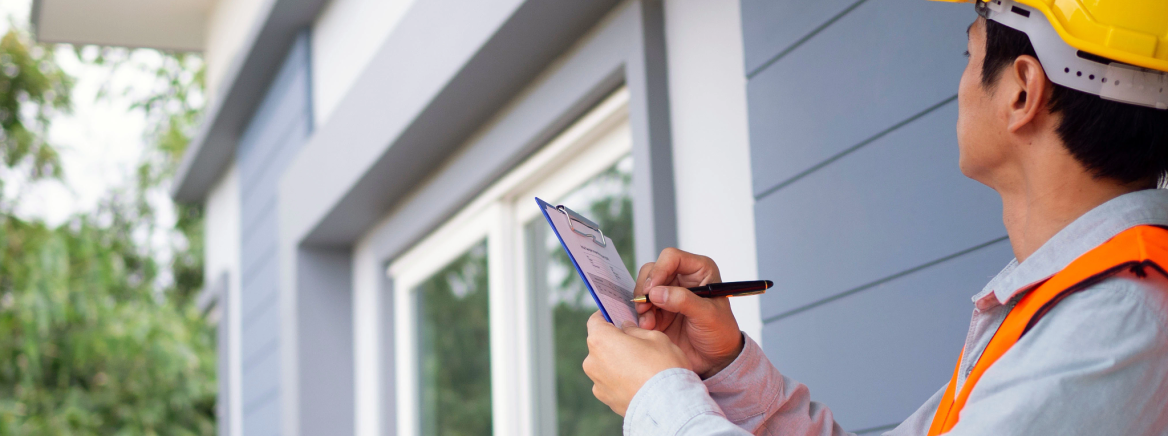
[583,311,689,416]
[634,248,743,379]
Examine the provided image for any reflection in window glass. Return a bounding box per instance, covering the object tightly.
[531,155,633,436]
[416,240,492,436]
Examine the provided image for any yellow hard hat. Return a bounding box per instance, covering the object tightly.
[937,0,1168,109]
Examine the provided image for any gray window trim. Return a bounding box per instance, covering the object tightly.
[280,0,676,267]
[275,1,676,435]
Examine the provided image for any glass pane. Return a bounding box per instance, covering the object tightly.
[529,155,633,436]
[416,240,492,436]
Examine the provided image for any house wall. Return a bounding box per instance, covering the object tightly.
[310,0,417,127]
[204,0,270,105]
[236,30,313,436]
[203,163,243,436]
[662,0,761,342]
[739,0,1010,433]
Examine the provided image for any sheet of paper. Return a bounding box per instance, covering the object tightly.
[538,199,638,326]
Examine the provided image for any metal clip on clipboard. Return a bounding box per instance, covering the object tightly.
[556,205,606,248]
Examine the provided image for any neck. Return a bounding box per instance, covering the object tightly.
[997,163,1143,263]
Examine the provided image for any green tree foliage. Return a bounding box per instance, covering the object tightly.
[548,158,634,436]
[0,30,71,202]
[417,240,493,436]
[0,25,215,435]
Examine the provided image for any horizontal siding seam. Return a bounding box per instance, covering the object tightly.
[238,105,306,179]
[243,385,281,416]
[762,235,1008,325]
[754,94,958,201]
[242,290,280,330]
[243,337,281,374]
[746,0,870,79]
[241,240,278,288]
[239,119,310,206]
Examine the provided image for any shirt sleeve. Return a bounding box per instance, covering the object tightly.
[944,276,1168,436]
[623,334,854,436]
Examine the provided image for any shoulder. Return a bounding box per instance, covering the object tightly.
[960,272,1168,434]
[1012,270,1168,371]
[1040,271,1168,335]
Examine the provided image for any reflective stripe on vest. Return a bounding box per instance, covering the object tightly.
[926,225,1168,435]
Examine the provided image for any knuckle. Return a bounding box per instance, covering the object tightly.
[647,330,668,342]
[661,247,680,259]
[638,262,655,275]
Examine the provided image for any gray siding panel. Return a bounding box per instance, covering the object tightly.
[244,393,281,436]
[762,239,1013,432]
[745,0,969,197]
[754,102,1004,320]
[237,30,313,436]
[741,0,1009,429]
[739,0,859,74]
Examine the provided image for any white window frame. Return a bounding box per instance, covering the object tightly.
[387,87,632,436]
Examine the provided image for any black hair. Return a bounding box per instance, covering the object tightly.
[981,19,1168,187]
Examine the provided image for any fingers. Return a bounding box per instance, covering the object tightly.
[622,322,666,342]
[647,285,715,320]
[646,248,720,291]
[634,262,655,298]
[586,310,614,334]
[638,309,657,330]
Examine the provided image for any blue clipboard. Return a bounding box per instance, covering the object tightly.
[535,197,637,325]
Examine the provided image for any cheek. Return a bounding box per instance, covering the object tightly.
[956,70,978,171]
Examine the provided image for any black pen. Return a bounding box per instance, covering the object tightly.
[630,280,772,304]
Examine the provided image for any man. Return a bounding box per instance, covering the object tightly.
[583,0,1168,434]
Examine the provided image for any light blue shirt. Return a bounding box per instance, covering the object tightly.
[624,189,1168,436]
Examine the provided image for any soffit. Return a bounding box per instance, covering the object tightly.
[32,0,211,51]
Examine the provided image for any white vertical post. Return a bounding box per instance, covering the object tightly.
[663,0,763,344]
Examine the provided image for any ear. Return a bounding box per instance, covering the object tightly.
[1005,55,1049,134]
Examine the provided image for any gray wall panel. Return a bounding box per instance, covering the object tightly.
[741,0,1008,429]
[754,102,1004,320]
[295,248,355,435]
[237,29,313,436]
[240,118,312,213]
[241,303,279,359]
[242,348,280,403]
[241,229,278,285]
[739,0,859,75]
[234,31,312,172]
[761,239,1013,432]
[746,0,969,197]
[243,392,281,436]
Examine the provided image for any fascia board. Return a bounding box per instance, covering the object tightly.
[278,0,626,250]
[171,0,329,203]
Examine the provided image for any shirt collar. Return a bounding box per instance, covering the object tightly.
[972,189,1168,309]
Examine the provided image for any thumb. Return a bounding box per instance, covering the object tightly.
[648,286,714,319]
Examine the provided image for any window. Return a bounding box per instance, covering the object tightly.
[389,88,632,436]
[416,240,492,435]
[526,157,633,436]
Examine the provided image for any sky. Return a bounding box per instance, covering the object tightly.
[1,0,162,227]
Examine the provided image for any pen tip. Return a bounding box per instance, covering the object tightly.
[630,296,647,303]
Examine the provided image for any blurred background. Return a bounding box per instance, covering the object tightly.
[0,0,1007,435]
[0,0,213,434]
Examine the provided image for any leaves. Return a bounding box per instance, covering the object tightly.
[0,30,72,213]
[0,22,214,436]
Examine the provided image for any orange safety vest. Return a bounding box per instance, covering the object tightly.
[927,225,1168,435]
